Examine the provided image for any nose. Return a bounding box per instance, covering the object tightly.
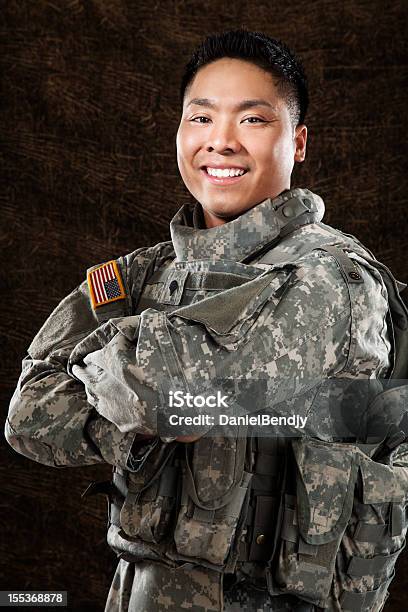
[205,120,242,154]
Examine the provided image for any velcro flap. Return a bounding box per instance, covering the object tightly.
[293,438,359,545]
[170,265,296,337]
[347,549,402,578]
[358,451,408,504]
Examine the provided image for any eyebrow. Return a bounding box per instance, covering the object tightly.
[186,97,278,112]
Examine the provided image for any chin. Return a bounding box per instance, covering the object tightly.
[206,200,249,216]
[207,209,240,221]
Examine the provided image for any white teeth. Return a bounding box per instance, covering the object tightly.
[206,167,246,178]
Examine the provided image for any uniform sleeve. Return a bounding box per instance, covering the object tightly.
[393,444,408,468]
[67,253,392,440]
[5,248,160,469]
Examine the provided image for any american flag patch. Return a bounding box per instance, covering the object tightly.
[87,260,126,309]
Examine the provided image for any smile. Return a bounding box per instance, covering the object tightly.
[201,167,248,185]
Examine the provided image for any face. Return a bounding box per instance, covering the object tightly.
[176,58,307,228]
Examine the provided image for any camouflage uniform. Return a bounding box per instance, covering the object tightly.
[6,188,406,611]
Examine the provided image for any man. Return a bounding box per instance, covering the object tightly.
[6,29,408,611]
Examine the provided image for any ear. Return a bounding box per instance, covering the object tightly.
[294,124,307,162]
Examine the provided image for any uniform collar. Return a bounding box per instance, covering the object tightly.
[170,187,325,262]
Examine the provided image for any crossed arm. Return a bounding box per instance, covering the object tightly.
[6,252,390,469]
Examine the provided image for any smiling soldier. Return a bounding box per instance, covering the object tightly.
[6,29,408,612]
[176,55,306,227]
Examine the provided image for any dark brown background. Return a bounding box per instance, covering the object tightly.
[1,1,407,610]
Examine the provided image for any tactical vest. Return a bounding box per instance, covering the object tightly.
[84,196,408,611]
[255,239,408,611]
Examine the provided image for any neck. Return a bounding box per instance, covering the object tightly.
[203,209,239,228]
[170,188,326,263]
[202,189,292,229]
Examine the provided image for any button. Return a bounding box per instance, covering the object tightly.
[169,280,179,295]
[348,271,361,280]
[282,205,295,218]
[256,534,265,545]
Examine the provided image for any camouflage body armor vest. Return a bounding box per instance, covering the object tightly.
[255,237,408,611]
[85,191,408,611]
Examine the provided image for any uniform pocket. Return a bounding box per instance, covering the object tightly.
[274,440,408,610]
[273,439,359,607]
[171,265,297,349]
[119,442,180,544]
[334,454,408,610]
[173,430,251,567]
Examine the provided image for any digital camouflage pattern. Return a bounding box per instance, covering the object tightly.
[5,242,172,469]
[169,187,325,263]
[105,559,222,611]
[6,187,407,611]
[65,189,390,440]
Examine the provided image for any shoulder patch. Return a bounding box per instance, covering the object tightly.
[87,260,126,309]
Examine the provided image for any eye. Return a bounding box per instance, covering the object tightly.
[190,116,211,123]
[242,117,266,123]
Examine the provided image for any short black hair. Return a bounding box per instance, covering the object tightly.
[179,28,309,127]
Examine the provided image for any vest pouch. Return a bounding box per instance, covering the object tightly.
[119,441,180,544]
[333,452,408,611]
[173,428,252,568]
[272,438,359,608]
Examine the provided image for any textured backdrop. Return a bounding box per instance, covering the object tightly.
[1,1,407,610]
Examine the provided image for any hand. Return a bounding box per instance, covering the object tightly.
[69,316,140,367]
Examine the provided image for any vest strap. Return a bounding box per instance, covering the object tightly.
[193,507,216,523]
[347,549,401,577]
[254,452,280,476]
[316,244,364,285]
[297,538,318,557]
[391,502,405,536]
[340,573,393,610]
[150,269,250,291]
[281,506,298,543]
[248,495,278,562]
[354,521,388,542]
[110,500,122,528]
[157,465,179,497]
[251,473,278,493]
[112,470,127,496]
